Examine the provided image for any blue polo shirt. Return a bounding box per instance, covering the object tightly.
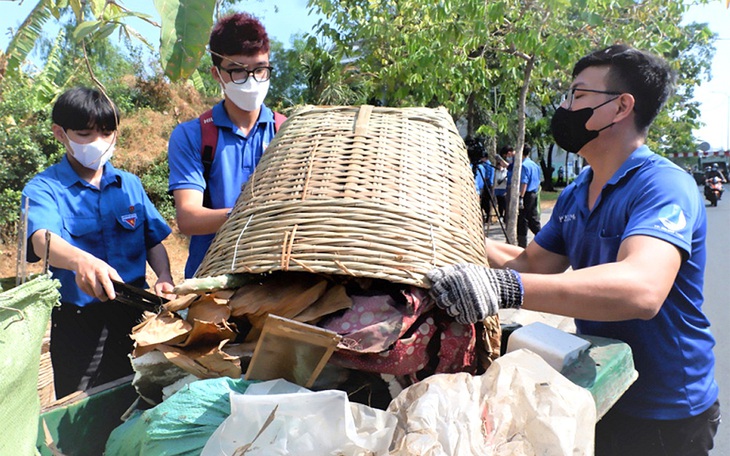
[168,101,278,278]
[521,157,541,192]
[534,146,718,420]
[22,156,172,307]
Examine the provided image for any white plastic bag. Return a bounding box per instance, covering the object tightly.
[202,379,396,456]
[388,350,596,456]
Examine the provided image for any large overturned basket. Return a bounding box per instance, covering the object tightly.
[195,105,487,287]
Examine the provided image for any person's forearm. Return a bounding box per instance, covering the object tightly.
[521,261,665,321]
[31,229,121,300]
[176,205,229,235]
[147,243,173,282]
[32,229,96,272]
[485,238,528,270]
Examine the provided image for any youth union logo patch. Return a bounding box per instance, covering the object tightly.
[658,204,686,232]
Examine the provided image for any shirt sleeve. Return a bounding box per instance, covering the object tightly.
[134,177,172,249]
[622,168,700,257]
[168,120,206,193]
[533,192,568,256]
[519,164,530,185]
[22,177,63,263]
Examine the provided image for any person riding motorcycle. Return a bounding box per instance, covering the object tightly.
[704,164,726,206]
[705,163,726,181]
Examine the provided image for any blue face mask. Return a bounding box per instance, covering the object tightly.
[550,97,619,153]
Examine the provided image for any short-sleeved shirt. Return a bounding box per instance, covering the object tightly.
[521,157,541,192]
[22,156,172,307]
[167,101,278,278]
[474,161,495,194]
[534,145,718,420]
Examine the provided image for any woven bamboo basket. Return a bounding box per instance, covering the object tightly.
[195,105,487,287]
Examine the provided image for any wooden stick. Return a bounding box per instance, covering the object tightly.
[16,197,29,286]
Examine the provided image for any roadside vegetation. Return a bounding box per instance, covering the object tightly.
[0,0,719,256]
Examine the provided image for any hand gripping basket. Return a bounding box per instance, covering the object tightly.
[195,105,488,287]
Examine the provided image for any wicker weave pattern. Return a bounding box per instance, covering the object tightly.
[195,105,487,286]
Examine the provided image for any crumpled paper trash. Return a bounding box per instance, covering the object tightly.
[388,349,596,456]
[202,379,397,456]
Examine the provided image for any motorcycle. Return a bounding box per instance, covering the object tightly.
[704,176,724,207]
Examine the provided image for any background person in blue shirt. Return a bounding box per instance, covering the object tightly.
[428,45,720,455]
[22,87,174,398]
[466,135,495,221]
[168,12,280,278]
[516,144,542,247]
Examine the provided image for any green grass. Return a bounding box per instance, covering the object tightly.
[540,189,561,203]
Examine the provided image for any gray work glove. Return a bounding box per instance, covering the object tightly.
[427,264,523,324]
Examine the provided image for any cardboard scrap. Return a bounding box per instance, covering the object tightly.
[131,273,352,383]
[186,294,232,325]
[162,293,199,313]
[132,295,237,375]
[292,284,351,323]
[157,340,242,379]
[228,272,328,320]
[131,310,192,357]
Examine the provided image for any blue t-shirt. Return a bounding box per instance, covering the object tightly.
[168,101,278,278]
[474,161,495,194]
[22,156,172,307]
[521,157,541,192]
[534,146,718,420]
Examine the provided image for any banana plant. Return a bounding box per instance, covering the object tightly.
[3,0,216,92]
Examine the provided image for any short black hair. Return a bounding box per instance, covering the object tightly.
[52,87,120,132]
[572,44,675,132]
[465,135,486,165]
[498,145,515,157]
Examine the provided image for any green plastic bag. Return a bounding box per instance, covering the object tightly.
[105,377,253,456]
[0,275,60,456]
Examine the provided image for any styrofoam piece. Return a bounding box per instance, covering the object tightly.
[506,321,591,372]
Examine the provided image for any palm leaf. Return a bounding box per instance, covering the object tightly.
[4,0,54,77]
[34,30,66,104]
[154,0,216,81]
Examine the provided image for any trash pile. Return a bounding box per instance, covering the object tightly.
[108,352,596,456]
[128,271,501,405]
[121,272,598,455]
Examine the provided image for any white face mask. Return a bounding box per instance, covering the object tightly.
[216,67,269,112]
[64,132,115,170]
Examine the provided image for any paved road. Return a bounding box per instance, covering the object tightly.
[488,190,729,453]
[703,190,729,455]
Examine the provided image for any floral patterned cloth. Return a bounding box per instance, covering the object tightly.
[322,286,477,377]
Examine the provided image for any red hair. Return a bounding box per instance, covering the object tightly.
[209,12,269,66]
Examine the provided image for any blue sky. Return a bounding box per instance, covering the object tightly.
[1,0,728,150]
[682,2,730,151]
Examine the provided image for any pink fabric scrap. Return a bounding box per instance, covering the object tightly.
[323,286,477,376]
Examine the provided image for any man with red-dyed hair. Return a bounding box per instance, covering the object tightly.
[168,12,283,278]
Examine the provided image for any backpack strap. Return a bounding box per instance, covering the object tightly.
[198,109,286,208]
[274,111,286,132]
[199,108,218,208]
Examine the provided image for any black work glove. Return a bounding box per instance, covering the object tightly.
[427,264,523,324]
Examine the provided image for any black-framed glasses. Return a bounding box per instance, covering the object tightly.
[218,66,273,84]
[563,88,621,109]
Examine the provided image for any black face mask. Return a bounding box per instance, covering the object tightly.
[550,98,618,153]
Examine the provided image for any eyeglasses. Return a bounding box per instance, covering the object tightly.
[563,88,621,109]
[218,65,273,84]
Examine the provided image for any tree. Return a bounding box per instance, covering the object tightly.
[307,0,716,243]
[0,0,718,245]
